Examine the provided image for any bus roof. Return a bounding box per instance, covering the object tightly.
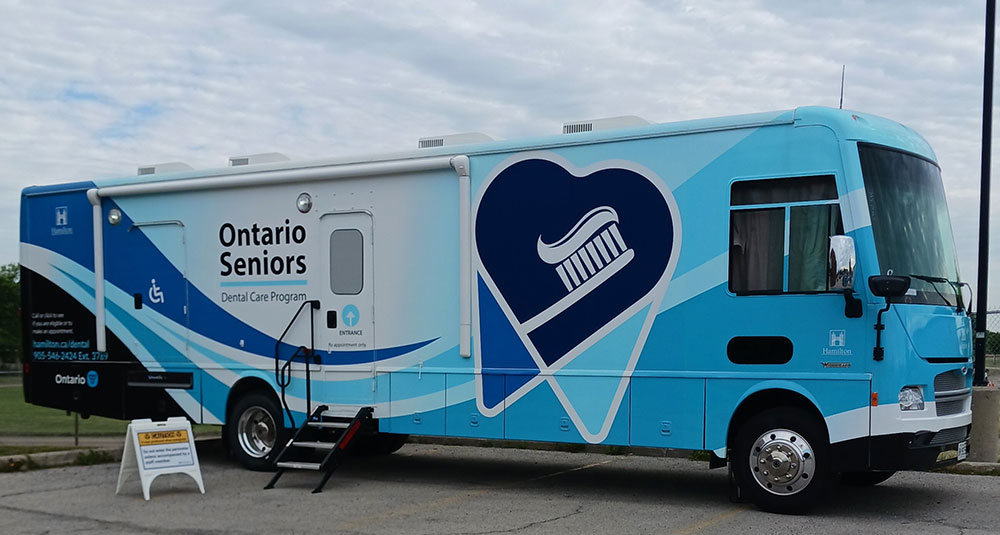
[24,105,936,195]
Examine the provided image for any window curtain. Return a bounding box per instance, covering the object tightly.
[730,208,784,292]
[788,205,843,292]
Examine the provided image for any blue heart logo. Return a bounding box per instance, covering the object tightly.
[473,154,681,441]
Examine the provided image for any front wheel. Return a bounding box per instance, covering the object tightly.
[226,392,289,471]
[733,407,833,513]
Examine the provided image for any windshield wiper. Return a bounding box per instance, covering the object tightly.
[908,273,962,312]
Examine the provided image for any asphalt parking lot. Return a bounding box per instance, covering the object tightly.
[2,442,999,535]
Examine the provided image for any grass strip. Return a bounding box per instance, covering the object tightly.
[0,386,218,436]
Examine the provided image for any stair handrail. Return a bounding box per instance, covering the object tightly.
[274,299,321,428]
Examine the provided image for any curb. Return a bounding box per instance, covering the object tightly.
[943,461,1000,476]
[1,447,123,471]
[3,435,997,475]
[0,437,223,472]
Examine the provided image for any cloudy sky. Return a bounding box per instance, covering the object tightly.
[2,0,999,306]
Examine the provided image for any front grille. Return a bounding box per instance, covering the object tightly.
[929,426,968,446]
[934,370,966,394]
[934,370,971,417]
[936,398,967,417]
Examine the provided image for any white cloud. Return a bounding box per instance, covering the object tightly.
[3,0,1000,306]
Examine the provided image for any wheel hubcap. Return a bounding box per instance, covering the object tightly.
[749,428,815,496]
[237,406,276,458]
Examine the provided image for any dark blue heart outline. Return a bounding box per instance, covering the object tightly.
[472,152,682,423]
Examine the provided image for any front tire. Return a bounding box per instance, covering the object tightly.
[733,407,833,513]
[227,392,288,471]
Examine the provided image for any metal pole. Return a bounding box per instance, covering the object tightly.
[74,412,79,447]
[975,0,996,386]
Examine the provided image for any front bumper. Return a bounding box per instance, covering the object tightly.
[868,425,970,471]
[831,425,970,472]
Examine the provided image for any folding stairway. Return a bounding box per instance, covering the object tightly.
[264,405,375,493]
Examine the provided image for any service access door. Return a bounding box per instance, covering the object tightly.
[125,220,190,356]
[317,211,375,406]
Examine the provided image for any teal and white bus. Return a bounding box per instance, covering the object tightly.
[20,106,972,510]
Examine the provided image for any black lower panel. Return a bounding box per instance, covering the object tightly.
[832,428,969,472]
[21,266,189,420]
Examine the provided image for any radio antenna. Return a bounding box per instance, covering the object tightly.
[839,65,846,109]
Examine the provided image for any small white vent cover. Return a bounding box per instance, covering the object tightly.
[228,152,291,167]
[562,115,649,134]
[137,162,194,176]
[418,132,493,149]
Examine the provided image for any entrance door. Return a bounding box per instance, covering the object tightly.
[317,212,375,405]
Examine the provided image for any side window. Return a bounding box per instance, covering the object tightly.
[330,229,363,295]
[729,175,843,294]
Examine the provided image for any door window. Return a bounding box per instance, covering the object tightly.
[329,229,363,295]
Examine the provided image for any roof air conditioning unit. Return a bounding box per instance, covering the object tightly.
[562,115,649,134]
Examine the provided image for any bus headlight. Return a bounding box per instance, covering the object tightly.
[899,386,924,411]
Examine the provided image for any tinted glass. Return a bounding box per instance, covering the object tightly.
[859,144,961,306]
[330,229,363,295]
[730,208,784,293]
[732,175,837,206]
[788,204,843,292]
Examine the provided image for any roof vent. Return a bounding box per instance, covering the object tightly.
[418,132,493,149]
[228,152,291,167]
[137,162,194,176]
[562,115,649,134]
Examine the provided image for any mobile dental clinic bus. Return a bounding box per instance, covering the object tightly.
[19,106,972,510]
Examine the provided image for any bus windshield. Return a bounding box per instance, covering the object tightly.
[859,143,962,307]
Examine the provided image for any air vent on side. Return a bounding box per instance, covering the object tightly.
[563,123,593,134]
[228,152,290,167]
[136,162,194,176]
[419,139,445,149]
[417,132,493,149]
[562,115,650,134]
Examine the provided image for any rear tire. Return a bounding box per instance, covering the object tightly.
[226,391,289,471]
[352,433,408,457]
[840,471,895,486]
[733,407,833,513]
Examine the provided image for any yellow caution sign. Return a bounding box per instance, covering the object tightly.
[117,417,205,500]
[137,429,189,446]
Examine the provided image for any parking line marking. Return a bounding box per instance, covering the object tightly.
[524,459,615,482]
[337,457,617,531]
[668,506,747,535]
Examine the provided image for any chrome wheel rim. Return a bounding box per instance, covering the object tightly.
[237,406,276,458]
[749,428,815,496]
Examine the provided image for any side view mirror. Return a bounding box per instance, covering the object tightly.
[829,236,862,318]
[869,275,911,362]
[828,236,856,291]
[868,275,911,298]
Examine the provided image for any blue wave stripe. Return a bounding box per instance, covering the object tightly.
[52,266,225,421]
[55,264,438,366]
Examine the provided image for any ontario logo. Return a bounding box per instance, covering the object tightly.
[473,153,681,442]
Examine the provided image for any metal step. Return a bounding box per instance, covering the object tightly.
[292,441,337,450]
[307,421,350,429]
[276,461,321,470]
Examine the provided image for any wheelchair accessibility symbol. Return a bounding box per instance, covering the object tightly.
[149,279,164,304]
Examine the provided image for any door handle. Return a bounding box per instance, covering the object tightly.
[326,310,337,328]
